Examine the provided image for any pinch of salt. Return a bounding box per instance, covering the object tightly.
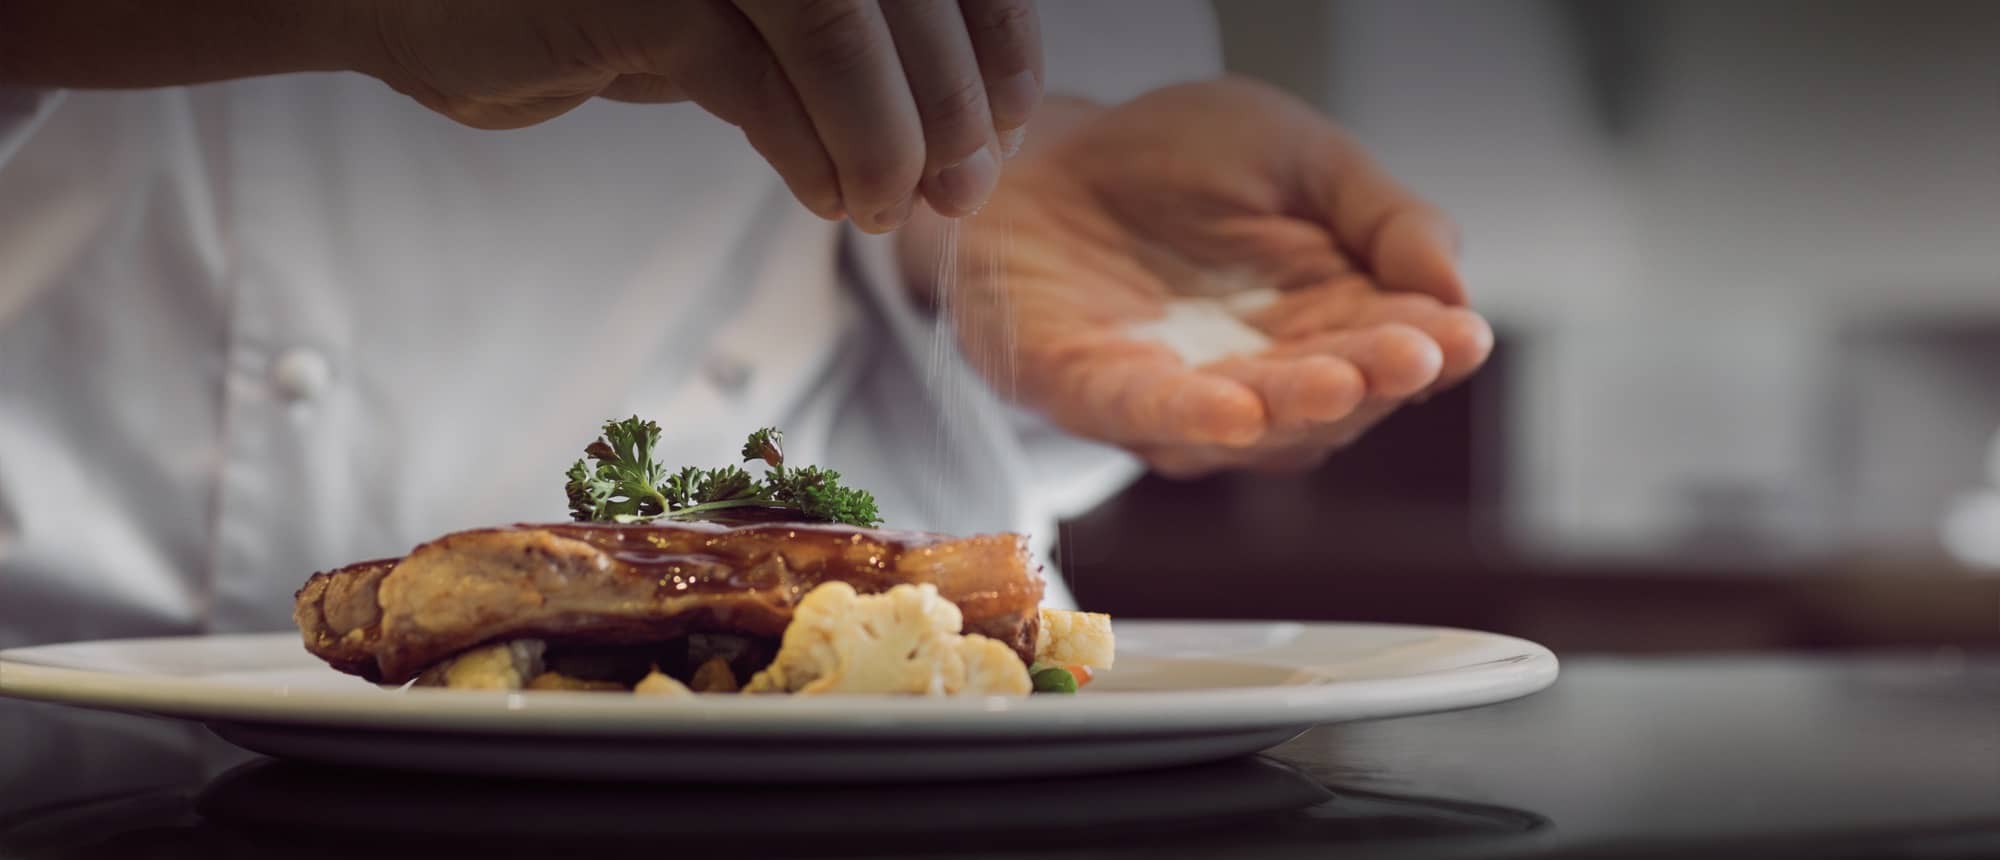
[1126,294,1276,367]
[1217,287,1282,317]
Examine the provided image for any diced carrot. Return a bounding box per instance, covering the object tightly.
[1065,664,1094,687]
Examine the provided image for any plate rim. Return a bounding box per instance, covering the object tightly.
[0,621,1559,737]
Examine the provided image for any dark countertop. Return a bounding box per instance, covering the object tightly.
[4,655,1997,859]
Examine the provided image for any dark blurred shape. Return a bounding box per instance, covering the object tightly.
[0,754,1542,859]
[1544,0,1656,139]
[1547,0,1658,141]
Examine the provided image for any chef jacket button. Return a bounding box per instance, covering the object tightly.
[272,348,333,401]
[704,354,753,394]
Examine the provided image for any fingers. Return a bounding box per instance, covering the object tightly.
[1374,207,1464,304]
[1412,305,1494,394]
[618,0,1034,226]
[1304,131,1465,304]
[650,1,844,219]
[1322,303,1491,394]
[1244,321,1471,466]
[1245,284,1493,392]
[879,0,1000,217]
[1033,318,1488,480]
[958,0,1041,157]
[1203,354,1364,431]
[735,0,924,232]
[1192,327,1439,472]
[1033,314,1484,479]
[1034,343,1266,447]
[1272,323,1444,398]
[597,74,689,104]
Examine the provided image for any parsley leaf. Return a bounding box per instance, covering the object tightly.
[564,419,883,527]
[765,464,882,528]
[564,417,671,523]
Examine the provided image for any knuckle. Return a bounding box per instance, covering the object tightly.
[969,1,1036,46]
[746,53,791,106]
[723,54,794,123]
[967,3,1037,74]
[788,0,883,74]
[920,77,992,162]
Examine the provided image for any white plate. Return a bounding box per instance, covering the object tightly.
[0,622,1557,782]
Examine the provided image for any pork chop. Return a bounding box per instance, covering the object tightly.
[294,521,1044,683]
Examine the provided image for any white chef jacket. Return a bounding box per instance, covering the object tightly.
[0,3,1221,647]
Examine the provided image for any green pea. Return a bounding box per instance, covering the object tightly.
[1031,666,1078,694]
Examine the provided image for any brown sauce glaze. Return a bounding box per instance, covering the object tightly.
[299,520,1043,682]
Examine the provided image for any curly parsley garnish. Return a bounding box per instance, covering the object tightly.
[564,418,882,527]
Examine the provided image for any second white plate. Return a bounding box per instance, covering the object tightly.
[0,621,1557,781]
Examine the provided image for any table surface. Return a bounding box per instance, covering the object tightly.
[4,654,1998,859]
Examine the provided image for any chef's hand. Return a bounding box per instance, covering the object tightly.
[903,78,1492,477]
[360,0,1039,226]
[2,0,1038,226]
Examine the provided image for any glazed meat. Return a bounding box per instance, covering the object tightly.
[294,522,1044,683]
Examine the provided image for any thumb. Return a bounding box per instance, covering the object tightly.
[1304,130,1466,305]
[1370,208,1465,306]
[598,74,690,104]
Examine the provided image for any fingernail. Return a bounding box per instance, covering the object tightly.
[928,146,999,217]
[998,125,1026,160]
[868,194,916,232]
[987,70,1041,131]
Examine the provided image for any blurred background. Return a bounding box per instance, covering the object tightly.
[1064,0,2000,652]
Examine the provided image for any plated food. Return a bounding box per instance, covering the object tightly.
[294,419,1113,696]
[3,417,1556,781]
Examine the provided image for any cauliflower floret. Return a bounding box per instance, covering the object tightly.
[417,639,546,690]
[957,633,1034,695]
[744,582,1030,696]
[633,670,692,696]
[1036,609,1115,669]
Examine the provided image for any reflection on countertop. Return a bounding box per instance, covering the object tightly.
[3,742,1541,859]
[5,655,1998,859]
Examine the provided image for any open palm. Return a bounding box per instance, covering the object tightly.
[910,78,1493,477]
